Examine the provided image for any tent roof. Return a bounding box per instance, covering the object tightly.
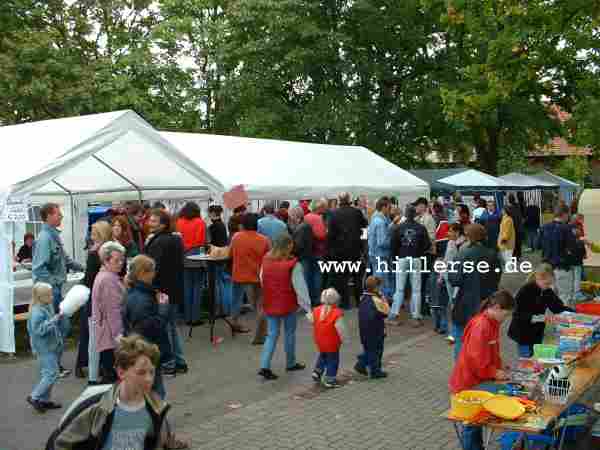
[411,168,520,192]
[160,131,429,200]
[498,172,558,190]
[3,110,224,201]
[533,170,580,191]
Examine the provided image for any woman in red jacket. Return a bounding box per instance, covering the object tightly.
[449,289,515,450]
[258,233,313,380]
[176,202,207,326]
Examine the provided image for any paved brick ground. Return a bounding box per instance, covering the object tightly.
[4,252,596,450]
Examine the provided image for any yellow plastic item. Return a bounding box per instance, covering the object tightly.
[450,390,496,420]
[483,395,526,420]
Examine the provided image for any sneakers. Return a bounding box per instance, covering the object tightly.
[26,396,46,413]
[258,368,278,380]
[322,379,341,389]
[58,367,71,378]
[286,363,306,372]
[175,364,189,374]
[40,401,62,410]
[312,370,323,382]
[354,363,368,376]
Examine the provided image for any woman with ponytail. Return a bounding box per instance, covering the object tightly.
[449,289,515,450]
[508,264,573,358]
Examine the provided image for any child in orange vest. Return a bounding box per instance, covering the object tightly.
[311,288,346,388]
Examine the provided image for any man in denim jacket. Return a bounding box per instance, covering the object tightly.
[32,203,83,376]
[367,197,393,300]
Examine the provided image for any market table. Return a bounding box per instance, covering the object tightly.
[185,254,235,343]
[442,343,600,449]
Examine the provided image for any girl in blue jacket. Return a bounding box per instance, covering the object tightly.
[27,282,69,413]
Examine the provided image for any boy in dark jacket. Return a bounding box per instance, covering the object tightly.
[355,276,389,379]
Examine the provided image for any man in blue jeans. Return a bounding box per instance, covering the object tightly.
[367,197,393,300]
[32,203,83,378]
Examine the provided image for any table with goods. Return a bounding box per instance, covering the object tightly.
[442,311,600,450]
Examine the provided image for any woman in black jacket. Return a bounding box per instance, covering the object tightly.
[508,263,573,358]
[123,254,171,398]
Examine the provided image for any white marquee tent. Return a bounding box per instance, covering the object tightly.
[160,131,430,204]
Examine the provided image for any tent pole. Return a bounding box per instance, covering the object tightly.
[70,193,76,261]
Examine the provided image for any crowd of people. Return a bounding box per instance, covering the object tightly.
[19,189,596,449]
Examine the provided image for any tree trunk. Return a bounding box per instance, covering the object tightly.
[477,128,500,175]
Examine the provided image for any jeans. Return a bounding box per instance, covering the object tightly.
[357,338,384,376]
[183,248,206,323]
[314,352,340,382]
[88,318,100,382]
[31,351,59,402]
[215,265,232,314]
[301,256,323,307]
[555,268,575,306]
[517,344,533,358]
[444,272,456,337]
[231,282,266,341]
[526,228,538,250]
[573,265,584,301]
[162,304,187,370]
[153,370,166,400]
[432,306,448,333]
[452,323,465,361]
[369,256,394,300]
[389,257,422,320]
[260,313,297,370]
[51,285,65,367]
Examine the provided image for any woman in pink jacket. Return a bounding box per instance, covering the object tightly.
[92,241,126,383]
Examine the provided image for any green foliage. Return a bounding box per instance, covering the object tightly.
[0,0,599,177]
[554,156,591,187]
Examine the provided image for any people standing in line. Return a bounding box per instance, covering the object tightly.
[92,241,126,384]
[449,224,501,360]
[16,232,34,263]
[257,202,288,244]
[258,233,312,380]
[229,213,270,342]
[312,288,346,388]
[524,202,541,252]
[449,290,514,450]
[540,205,577,306]
[304,199,328,303]
[32,202,84,378]
[27,282,69,413]
[498,206,516,271]
[45,335,189,450]
[326,192,368,309]
[355,276,390,379]
[145,209,188,376]
[443,223,465,343]
[175,202,207,327]
[508,264,573,358]
[208,205,232,311]
[478,199,501,251]
[388,205,431,327]
[367,197,393,301]
[111,215,140,259]
[508,193,524,261]
[122,254,171,399]
[76,221,112,383]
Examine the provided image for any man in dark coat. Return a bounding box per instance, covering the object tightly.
[326,192,368,309]
[448,224,501,360]
[145,209,187,375]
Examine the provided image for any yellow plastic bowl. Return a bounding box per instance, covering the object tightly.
[483,395,526,420]
[450,390,496,420]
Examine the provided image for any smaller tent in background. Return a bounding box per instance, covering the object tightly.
[533,170,581,204]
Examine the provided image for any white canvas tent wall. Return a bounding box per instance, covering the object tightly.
[2,110,225,260]
[160,132,430,205]
[498,172,559,222]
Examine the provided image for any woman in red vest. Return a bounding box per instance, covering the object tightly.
[259,233,313,380]
[312,287,346,388]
